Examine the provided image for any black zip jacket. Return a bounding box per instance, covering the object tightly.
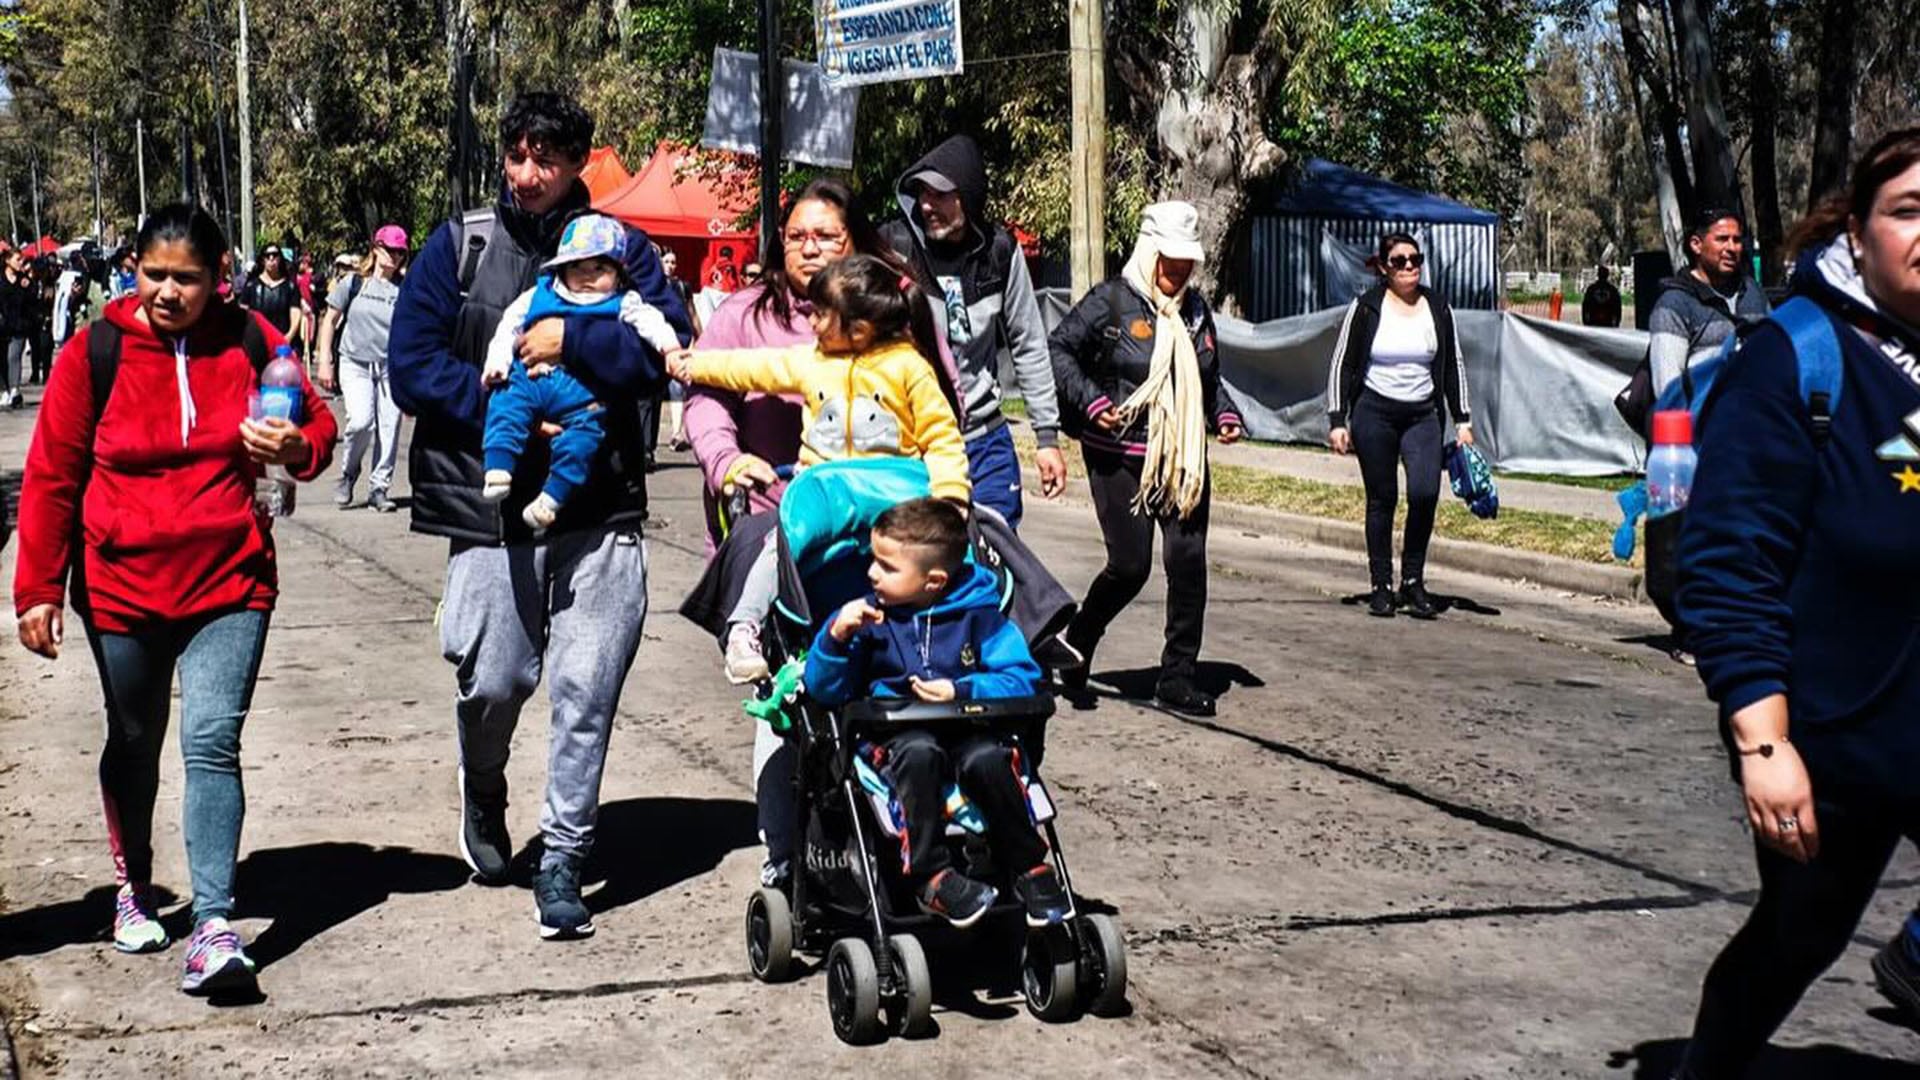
[1325,284,1471,429]
[1047,277,1242,452]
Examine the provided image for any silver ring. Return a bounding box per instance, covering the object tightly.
[1778,816,1799,831]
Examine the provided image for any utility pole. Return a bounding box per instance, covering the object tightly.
[201,0,236,251]
[136,118,149,223]
[180,117,194,202]
[1067,0,1106,297]
[7,175,17,243]
[90,126,104,242]
[236,0,255,261]
[29,153,41,243]
[756,0,784,255]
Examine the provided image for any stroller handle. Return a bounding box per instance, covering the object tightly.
[720,462,798,537]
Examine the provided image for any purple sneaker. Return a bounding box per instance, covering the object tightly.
[112,883,170,954]
[180,918,257,995]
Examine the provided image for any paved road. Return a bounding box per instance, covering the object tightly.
[0,404,1914,1078]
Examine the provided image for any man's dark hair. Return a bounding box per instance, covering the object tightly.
[1595,265,1610,281]
[499,92,594,163]
[874,498,970,576]
[1686,207,1742,241]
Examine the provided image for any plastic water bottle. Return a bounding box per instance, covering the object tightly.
[252,345,304,518]
[1646,410,1697,519]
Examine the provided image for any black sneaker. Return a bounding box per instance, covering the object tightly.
[1012,865,1071,927]
[1050,636,1093,694]
[458,767,512,885]
[1367,586,1397,617]
[1154,674,1216,717]
[917,869,997,929]
[1872,936,1920,1024]
[534,859,595,940]
[1399,581,1438,620]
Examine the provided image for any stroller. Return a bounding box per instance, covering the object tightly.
[737,459,1127,1044]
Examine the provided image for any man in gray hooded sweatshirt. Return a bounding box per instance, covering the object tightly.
[881,135,1066,528]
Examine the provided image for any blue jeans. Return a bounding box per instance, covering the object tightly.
[88,608,271,925]
[482,362,605,505]
[967,423,1025,528]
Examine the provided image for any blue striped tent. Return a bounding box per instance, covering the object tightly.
[1241,159,1500,320]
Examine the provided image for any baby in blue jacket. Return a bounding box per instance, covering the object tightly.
[482,213,683,531]
[805,497,1069,930]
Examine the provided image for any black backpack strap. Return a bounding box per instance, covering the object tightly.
[239,312,272,373]
[87,319,122,426]
[455,208,495,295]
[339,273,364,320]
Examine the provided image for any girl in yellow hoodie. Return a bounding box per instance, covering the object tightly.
[668,254,973,681]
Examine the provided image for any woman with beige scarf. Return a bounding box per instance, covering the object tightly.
[1046,202,1244,717]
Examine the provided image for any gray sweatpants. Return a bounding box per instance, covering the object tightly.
[440,524,649,869]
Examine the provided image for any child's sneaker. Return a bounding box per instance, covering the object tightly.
[917,869,997,929]
[522,493,561,531]
[481,469,514,502]
[179,917,257,995]
[112,883,170,954]
[724,622,770,684]
[1012,864,1071,927]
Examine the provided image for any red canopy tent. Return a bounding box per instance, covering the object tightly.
[579,147,633,203]
[594,143,758,290]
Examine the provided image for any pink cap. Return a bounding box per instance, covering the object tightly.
[373,224,409,250]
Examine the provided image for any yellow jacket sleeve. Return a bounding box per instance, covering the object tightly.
[901,360,973,503]
[686,344,814,397]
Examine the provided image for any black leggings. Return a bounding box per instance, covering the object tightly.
[1351,391,1444,590]
[1681,797,1920,1077]
[1067,448,1210,677]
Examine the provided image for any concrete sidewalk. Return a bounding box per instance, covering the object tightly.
[1015,427,1643,601]
[1210,441,1625,524]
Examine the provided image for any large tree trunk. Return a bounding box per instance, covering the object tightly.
[1747,8,1784,282]
[1807,0,1858,205]
[1619,0,1689,262]
[1670,0,1743,216]
[1115,1,1287,314]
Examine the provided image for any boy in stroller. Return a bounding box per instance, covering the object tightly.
[805,497,1072,930]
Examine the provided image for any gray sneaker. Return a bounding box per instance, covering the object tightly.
[334,475,355,508]
[368,489,397,513]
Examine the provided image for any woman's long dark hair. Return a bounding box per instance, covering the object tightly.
[808,254,960,413]
[750,177,938,331]
[1785,127,1920,263]
[136,203,228,275]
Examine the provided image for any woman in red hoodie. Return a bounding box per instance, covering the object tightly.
[12,204,337,997]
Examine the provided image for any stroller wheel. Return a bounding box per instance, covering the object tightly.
[885,933,933,1038]
[826,938,883,1045]
[1078,912,1129,1017]
[745,887,795,983]
[1021,925,1079,1023]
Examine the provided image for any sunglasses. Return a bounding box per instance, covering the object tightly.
[1387,253,1425,270]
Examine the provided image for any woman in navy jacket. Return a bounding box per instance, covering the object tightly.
[1673,127,1920,1077]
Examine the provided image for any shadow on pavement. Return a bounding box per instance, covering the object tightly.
[1095,660,1266,702]
[0,884,183,961]
[1613,1037,1920,1078]
[234,842,470,969]
[579,796,758,916]
[1339,590,1503,617]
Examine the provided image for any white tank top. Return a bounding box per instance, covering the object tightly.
[1364,297,1438,403]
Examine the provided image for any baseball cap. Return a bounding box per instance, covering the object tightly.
[544,214,627,271]
[908,169,957,193]
[373,224,409,250]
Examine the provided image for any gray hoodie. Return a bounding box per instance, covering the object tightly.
[879,135,1061,448]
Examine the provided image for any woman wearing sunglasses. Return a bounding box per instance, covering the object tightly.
[1324,232,1473,619]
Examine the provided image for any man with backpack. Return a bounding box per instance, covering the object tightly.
[1642,209,1770,665]
[387,91,691,940]
[880,134,1067,528]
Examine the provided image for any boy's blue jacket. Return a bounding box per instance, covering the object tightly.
[1676,236,1920,806]
[805,563,1042,706]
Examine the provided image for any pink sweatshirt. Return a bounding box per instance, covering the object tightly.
[686,282,962,552]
